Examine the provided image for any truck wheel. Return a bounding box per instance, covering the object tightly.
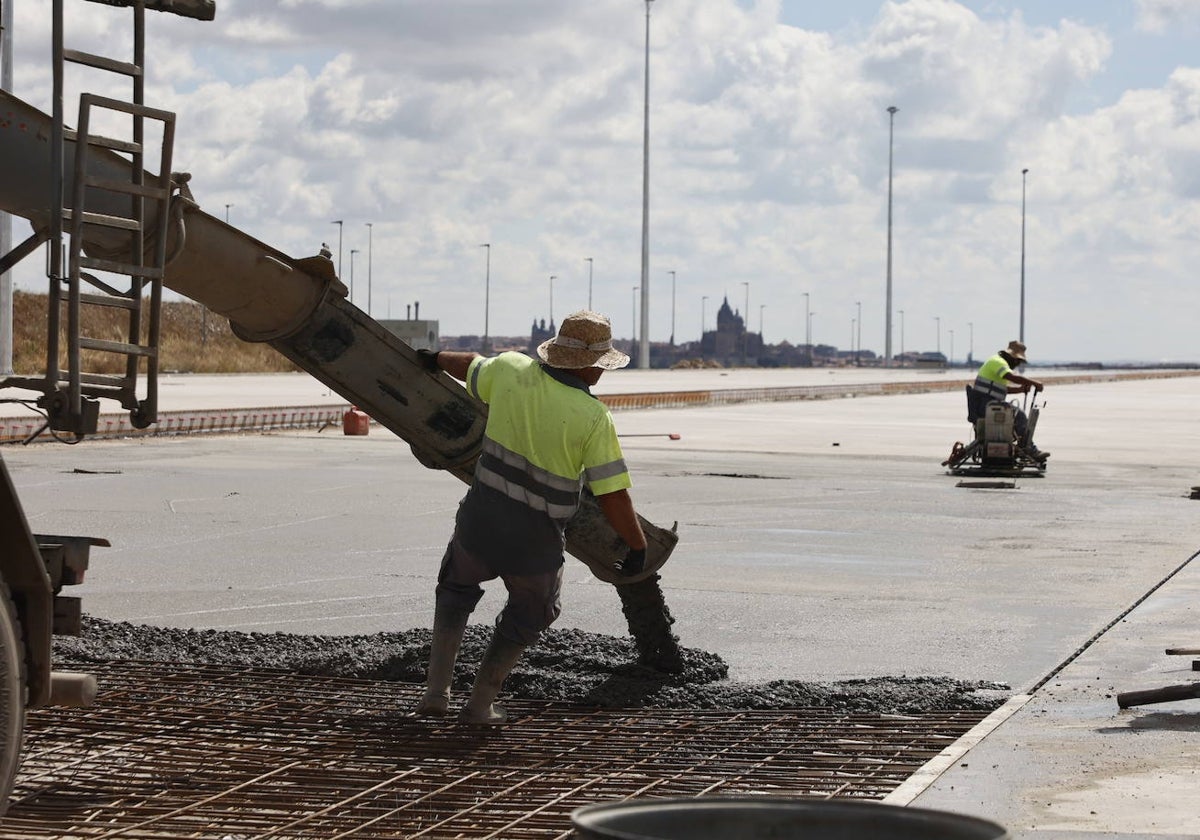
[0,579,25,816]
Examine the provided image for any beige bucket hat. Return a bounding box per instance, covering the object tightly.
[537,310,630,370]
[1003,340,1028,363]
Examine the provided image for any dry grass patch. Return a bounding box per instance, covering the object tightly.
[12,290,298,375]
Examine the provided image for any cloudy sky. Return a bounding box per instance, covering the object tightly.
[8,0,1200,363]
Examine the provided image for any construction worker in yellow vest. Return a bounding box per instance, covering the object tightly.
[971,339,1049,461]
[413,310,647,725]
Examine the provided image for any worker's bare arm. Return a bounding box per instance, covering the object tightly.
[596,488,648,551]
[435,351,481,382]
[1005,372,1044,392]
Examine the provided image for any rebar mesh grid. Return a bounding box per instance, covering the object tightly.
[1,662,990,838]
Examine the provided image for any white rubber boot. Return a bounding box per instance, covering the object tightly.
[415,606,470,716]
[458,631,526,725]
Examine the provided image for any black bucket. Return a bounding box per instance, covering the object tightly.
[571,796,1009,840]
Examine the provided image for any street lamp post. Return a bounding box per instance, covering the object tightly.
[480,243,491,354]
[855,300,862,366]
[365,222,373,316]
[349,249,359,304]
[631,286,639,355]
[331,220,344,282]
[638,0,655,369]
[885,105,898,364]
[1020,167,1029,343]
[802,291,811,365]
[668,270,676,345]
[224,203,233,224]
[584,257,593,310]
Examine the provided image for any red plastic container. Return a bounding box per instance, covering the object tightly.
[342,406,370,436]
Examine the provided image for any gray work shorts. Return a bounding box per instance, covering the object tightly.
[434,534,564,646]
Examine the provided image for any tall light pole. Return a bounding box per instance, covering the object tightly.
[631,286,639,354]
[741,281,750,364]
[331,220,344,281]
[365,222,373,316]
[638,0,655,368]
[668,270,676,345]
[349,249,359,304]
[584,257,593,310]
[480,243,491,354]
[885,105,898,364]
[855,300,862,366]
[224,203,233,224]
[1020,167,1029,343]
[549,275,556,325]
[934,315,941,355]
[803,291,811,366]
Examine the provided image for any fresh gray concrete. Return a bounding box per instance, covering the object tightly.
[2,369,1199,838]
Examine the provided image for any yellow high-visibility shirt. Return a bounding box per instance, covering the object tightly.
[456,352,631,571]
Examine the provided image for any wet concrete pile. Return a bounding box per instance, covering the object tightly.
[54,616,1010,715]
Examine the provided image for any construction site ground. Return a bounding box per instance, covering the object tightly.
[2,366,1198,838]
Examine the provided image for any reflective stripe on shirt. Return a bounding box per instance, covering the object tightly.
[972,375,1007,401]
[584,457,629,485]
[475,437,583,521]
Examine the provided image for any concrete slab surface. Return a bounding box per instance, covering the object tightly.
[2,368,1199,838]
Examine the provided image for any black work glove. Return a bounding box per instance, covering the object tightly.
[416,349,441,373]
[618,547,646,577]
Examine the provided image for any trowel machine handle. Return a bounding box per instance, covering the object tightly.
[1025,388,1044,442]
[1028,386,1044,411]
[1019,383,1045,415]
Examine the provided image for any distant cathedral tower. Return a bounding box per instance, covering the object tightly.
[713,296,745,360]
[528,318,555,356]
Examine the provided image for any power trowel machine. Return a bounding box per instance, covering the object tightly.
[942,386,1047,477]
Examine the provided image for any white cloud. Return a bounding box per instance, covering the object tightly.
[5,0,1200,362]
[1135,0,1200,34]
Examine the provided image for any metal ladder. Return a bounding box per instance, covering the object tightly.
[43,0,176,434]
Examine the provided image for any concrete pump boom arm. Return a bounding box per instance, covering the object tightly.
[0,88,677,585]
[82,0,216,21]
